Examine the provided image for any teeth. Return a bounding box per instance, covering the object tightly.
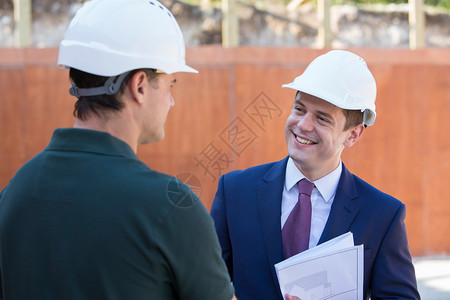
[296,135,314,145]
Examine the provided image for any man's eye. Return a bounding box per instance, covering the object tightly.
[318,117,330,123]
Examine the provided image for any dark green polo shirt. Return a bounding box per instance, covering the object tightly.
[0,128,233,300]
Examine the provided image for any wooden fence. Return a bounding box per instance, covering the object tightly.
[0,47,449,256]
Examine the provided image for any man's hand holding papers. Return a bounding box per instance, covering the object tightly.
[275,232,363,300]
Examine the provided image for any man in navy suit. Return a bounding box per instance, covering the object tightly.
[210,50,420,300]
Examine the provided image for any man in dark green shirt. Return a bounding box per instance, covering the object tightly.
[0,1,235,299]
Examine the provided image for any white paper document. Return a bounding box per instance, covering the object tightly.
[275,232,363,300]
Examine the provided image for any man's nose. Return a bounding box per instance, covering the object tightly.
[297,113,314,131]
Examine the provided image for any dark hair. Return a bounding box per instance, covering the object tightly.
[70,68,160,120]
[295,91,364,130]
[342,109,364,130]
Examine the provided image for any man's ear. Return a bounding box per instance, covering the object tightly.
[128,71,148,104]
[344,124,365,148]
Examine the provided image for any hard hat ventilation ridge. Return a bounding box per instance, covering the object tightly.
[57,0,197,77]
[69,72,130,98]
[149,0,174,19]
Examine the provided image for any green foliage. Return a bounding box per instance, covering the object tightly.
[337,0,450,9]
[423,0,450,9]
[177,0,450,10]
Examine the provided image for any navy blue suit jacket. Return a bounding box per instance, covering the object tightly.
[210,157,420,300]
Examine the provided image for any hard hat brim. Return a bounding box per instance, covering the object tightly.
[57,41,198,76]
[282,82,376,126]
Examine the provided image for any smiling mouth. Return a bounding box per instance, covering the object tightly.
[295,134,315,145]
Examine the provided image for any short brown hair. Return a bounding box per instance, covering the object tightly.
[295,91,364,130]
[70,68,160,120]
[342,109,364,130]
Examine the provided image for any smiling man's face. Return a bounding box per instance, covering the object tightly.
[284,92,358,180]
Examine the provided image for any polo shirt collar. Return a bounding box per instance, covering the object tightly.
[46,128,138,159]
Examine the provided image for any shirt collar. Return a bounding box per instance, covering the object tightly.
[46,128,138,160]
[285,157,342,203]
[285,158,306,192]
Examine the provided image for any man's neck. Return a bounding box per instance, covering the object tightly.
[292,159,341,182]
[74,113,139,153]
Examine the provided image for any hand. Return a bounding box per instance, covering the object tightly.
[285,295,302,300]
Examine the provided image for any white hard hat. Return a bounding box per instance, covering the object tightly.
[57,0,197,77]
[282,50,377,126]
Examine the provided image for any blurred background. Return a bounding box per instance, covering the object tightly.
[0,0,450,48]
[0,0,449,47]
[1,0,449,298]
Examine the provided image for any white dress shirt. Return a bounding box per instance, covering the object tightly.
[281,157,342,249]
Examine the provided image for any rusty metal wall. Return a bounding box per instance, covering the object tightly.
[1,47,449,256]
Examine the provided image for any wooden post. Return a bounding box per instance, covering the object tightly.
[409,0,425,49]
[200,0,213,13]
[13,0,32,47]
[317,0,332,48]
[222,0,239,47]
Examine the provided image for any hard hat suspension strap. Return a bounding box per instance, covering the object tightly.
[69,71,131,98]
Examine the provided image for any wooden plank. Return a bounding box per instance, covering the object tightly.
[222,0,239,47]
[317,0,332,48]
[409,0,426,49]
[13,0,32,47]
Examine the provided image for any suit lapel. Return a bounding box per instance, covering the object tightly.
[257,157,288,291]
[319,164,360,244]
[255,160,360,290]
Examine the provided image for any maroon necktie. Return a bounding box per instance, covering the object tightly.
[282,178,314,259]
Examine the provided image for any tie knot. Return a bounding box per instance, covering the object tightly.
[297,178,314,196]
